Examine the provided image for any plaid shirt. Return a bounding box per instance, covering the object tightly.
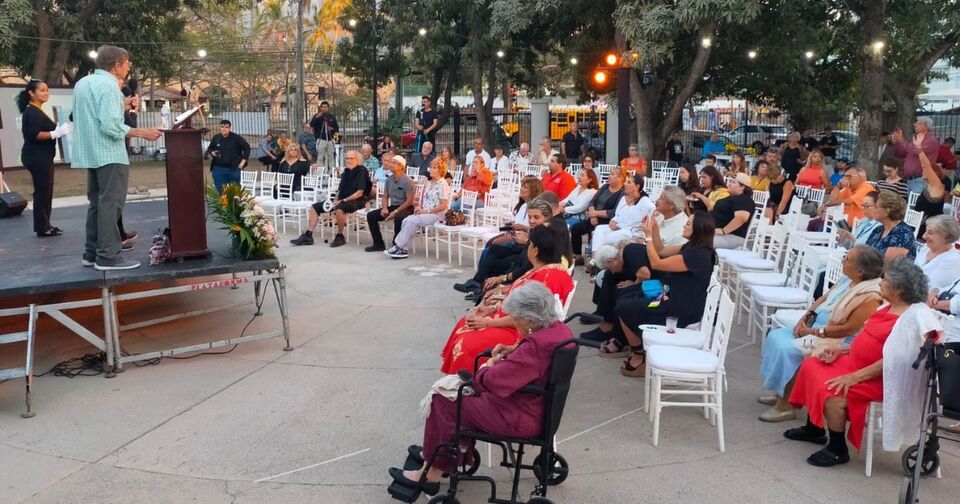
[71,69,131,168]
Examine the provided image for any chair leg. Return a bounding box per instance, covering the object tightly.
[865,402,875,477]
[651,373,662,446]
[715,374,725,453]
[644,367,651,415]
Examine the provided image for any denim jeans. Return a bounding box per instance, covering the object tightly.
[212,165,241,193]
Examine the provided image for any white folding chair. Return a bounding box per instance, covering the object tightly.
[240,170,258,194]
[647,288,735,452]
[773,249,845,328]
[431,190,478,262]
[908,191,920,210]
[261,173,294,231]
[747,242,821,347]
[905,209,923,238]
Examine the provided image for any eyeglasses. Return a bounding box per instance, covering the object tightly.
[861,203,875,208]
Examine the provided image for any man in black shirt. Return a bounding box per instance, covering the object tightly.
[561,122,584,161]
[712,172,755,249]
[206,119,251,192]
[291,149,371,247]
[800,128,819,152]
[415,96,438,148]
[411,141,437,177]
[665,130,685,165]
[819,126,840,159]
[310,100,339,168]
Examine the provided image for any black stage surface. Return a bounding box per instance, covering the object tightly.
[0,199,280,297]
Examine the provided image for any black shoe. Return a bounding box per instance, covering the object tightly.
[365,244,386,252]
[806,447,850,467]
[579,327,612,342]
[122,231,139,243]
[464,291,478,301]
[454,280,480,293]
[388,467,440,496]
[330,234,346,247]
[783,426,828,445]
[290,232,315,246]
[37,228,63,237]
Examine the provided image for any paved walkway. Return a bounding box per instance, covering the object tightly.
[0,201,957,503]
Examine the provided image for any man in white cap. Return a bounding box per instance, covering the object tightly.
[892,116,940,195]
[712,172,756,249]
[365,154,415,252]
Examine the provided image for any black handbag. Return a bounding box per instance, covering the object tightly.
[936,342,960,417]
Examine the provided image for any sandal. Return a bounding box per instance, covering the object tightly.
[598,338,629,358]
[783,426,827,445]
[36,228,62,237]
[620,346,646,377]
[806,447,850,467]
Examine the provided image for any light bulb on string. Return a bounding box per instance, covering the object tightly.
[701,37,712,49]
[805,50,815,60]
[747,50,757,59]
[418,27,427,36]
[569,57,578,65]
[496,50,505,58]
[348,18,357,27]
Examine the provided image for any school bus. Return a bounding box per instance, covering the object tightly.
[501,105,607,143]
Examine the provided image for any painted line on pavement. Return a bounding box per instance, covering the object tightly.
[255,448,371,483]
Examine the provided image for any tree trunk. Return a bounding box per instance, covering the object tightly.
[31,0,52,79]
[631,71,656,160]
[45,0,105,82]
[469,51,496,155]
[892,92,917,138]
[853,0,886,179]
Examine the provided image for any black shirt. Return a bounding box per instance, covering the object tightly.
[337,166,373,200]
[914,176,951,236]
[206,133,251,170]
[590,184,624,223]
[800,136,819,152]
[781,146,803,180]
[413,151,438,176]
[310,113,339,140]
[711,192,754,238]
[419,109,437,140]
[20,105,57,164]
[666,246,716,326]
[666,139,684,163]
[275,159,311,191]
[562,131,584,159]
[819,135,839,158]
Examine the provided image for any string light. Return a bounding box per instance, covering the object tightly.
[747,50,757,59]
[605,53,618,66]
[418,27,427,36]
[871,40,885,54]
[88,50,97,60]
[496,50,504,58]
[805,50,815,60]
[348,18,357,27]
[569,57,578,65]
[197,49,207,58]
[701,37,712,49]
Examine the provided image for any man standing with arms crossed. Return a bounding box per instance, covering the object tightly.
[310,100,339,169]
[72,45,162,271]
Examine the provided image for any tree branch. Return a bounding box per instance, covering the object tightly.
[658,23,715,142]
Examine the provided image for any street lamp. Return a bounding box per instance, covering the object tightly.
[88,50,98,60]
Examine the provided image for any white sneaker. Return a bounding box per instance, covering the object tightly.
[389,249,409,259]
[94,259,141,271]
[384,245,398,256]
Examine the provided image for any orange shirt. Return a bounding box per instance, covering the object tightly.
[839,182,875,226]
[542,170,577,200]
[620,156,648,177]
[463,168,493,200]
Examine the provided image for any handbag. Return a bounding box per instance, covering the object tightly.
[641,279,663,299]
[800,199,819,217]
[443,209,467,226]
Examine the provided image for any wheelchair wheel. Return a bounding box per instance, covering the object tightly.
[901,443,940,477]
[532,453,569,485]
[462,447,481,476]
[427,494,460,504]
[898,476,916,504]
[527,498,554,504]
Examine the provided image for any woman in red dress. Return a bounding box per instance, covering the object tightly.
[794,148,832,190]
[440,225,573,374]
[785,258,929,467]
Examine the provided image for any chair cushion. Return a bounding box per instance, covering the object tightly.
[740,272,787,287]
[717,249,756,260]
[728,257,776,270]
[774,309,806,328]
[642,328,707,349]
[794,231,832,243]
[751,286,808,304]
[458,226,497,238]
[647,346,719,373]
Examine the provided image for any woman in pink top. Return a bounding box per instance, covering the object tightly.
[795,149,832,190]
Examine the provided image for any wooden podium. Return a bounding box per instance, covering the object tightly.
[164,108,209,259]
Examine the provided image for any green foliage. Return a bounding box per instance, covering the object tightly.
[204,183,277,260]
[0,0,32,55]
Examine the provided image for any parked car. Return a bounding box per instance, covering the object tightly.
[818,130,858,161]
[401,128,417,148]
[727,124,788,146]
[682,130,733,159]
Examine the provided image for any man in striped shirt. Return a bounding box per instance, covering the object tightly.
[72,45,162,271]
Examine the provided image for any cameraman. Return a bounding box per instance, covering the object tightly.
[206,119,250,192]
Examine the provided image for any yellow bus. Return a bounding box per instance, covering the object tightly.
[502,106,606,142]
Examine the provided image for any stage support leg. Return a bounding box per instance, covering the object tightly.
[231,272,240,290]
[109,291,125,373]
[21,304,38,419]
[254,270,264,317]
[102,287,117,378]
[277,267,293,351]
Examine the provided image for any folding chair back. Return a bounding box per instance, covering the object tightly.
[257,171,277,198]
[708,289,736,369]
[240,170,258,194]
[905,209,923,237]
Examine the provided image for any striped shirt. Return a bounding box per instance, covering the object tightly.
[71,69,131,168]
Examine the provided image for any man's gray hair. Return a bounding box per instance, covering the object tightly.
[422,141,433,151]
[924,214,960,243]
[848,244,883,280]
[917,116,934,129]
[883,257,929,305]
[660,185,687,214]
[95,45,129,71]
[592,244,621,270]
[502,282,561,329]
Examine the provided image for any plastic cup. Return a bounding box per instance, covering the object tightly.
[665,317,678,334]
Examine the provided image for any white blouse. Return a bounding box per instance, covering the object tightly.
[914,246,960,291]
[514,202,528,225]
[611,195,656,231]
[562,187,598,215]
[657,212,689,246]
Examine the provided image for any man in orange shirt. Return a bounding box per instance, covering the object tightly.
[541,153,577,200]
[825,167,873,227]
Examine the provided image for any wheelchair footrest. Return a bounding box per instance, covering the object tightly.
[405,445,424,471]
[387,480,421,502]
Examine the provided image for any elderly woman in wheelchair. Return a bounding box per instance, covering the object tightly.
[389,282,574,501]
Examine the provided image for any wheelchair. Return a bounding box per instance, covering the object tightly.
[899,340,960,503]
[389,336,596,504]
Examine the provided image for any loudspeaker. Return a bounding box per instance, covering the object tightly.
[0,191,27,218]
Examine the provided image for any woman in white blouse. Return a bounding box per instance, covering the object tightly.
[491,144,511,174]
[387,157,452,259]
[914,214,960,291]
[563,167,600,227]
[590,174,655,249]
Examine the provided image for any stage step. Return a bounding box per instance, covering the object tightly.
[0,367,27,381]
[0,331,29,345]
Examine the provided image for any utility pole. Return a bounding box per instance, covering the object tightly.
[295,0,305,136]
[371,0,379,144]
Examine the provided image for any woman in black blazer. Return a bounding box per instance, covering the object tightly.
[18,80,70,236]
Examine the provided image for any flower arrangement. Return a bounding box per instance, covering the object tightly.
[746,147,758,157]
[724,143,738,153]
[204,183,277,260]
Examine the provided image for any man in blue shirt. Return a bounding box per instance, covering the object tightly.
[701,132,726,160]
[72,45,162,271]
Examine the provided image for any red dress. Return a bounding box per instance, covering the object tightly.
[788,307,899,451]
[795,166,826,189]
[440,264,574,374]
[620,157,648,178]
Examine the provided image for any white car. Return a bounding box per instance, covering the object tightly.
[727,124,788,146]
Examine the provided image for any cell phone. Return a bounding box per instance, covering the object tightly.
[499,225,514,232]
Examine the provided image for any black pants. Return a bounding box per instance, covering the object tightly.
[570,220,597,255]
[25,159,54,234]
[366,204,413,247]
[471,242,525,283]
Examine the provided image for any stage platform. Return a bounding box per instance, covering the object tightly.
[0,199,279,297]
[0,200,291,395]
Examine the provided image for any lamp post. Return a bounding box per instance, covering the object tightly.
[371,0,379,145]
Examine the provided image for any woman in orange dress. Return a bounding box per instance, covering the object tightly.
[785,258,929,467]
[794,148,832,191]
[440,224,573,374]
[620,143,648,178]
